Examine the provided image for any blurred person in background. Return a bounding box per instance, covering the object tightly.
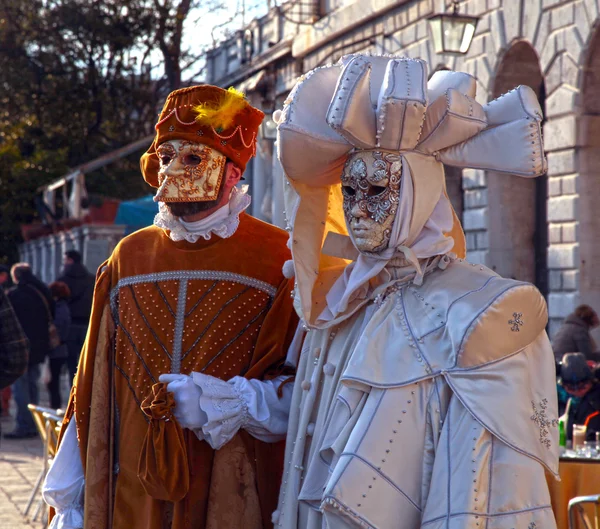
[5,263,54,439]
[0,264,12,290]
[552,304,600,362]
[559,352,600,441]
[46,281,71,410]
[0,264,15,416]
[57,250,94,381]
[0,288,29,389]
[0,288,29,438]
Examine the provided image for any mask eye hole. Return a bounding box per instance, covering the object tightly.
[367,185,386,197]
[159,155,172,166]
[183,154,202,166]
[342,185,356,196]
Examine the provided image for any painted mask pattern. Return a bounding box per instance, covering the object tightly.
[341,150,402,252]
[154,140,226,202]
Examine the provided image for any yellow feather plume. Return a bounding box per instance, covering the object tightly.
[193,87,247,131]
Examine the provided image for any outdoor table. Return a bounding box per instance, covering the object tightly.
[546,455,600,529]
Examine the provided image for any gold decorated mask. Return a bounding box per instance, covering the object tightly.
[154,140,226,203]
[341,151,402,253]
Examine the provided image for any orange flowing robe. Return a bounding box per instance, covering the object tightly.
[55,213,297,529]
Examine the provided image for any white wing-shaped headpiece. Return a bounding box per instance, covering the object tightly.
[279,54,546,184]
[277,55,547,325]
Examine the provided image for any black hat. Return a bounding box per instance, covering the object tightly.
[560,353,593,384]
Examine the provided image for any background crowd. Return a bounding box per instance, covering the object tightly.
[0,250,94,439]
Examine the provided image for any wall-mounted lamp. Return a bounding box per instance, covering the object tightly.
[427,1,479,55]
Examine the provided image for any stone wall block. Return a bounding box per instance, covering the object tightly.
[549,223,562,243]
[548,243,579,269]
[466,250,488,265]
[550,2,575,31]
[548,177,562,196]
[561,174,577,194]
[561,221,578,243]
[469,34,485,57]
[564,25,584,59]
[541,33,559,74]
[464,189,488,208]
[415,19,428,41]
[548,319,562,338]
[542,0,570,8]
[548,195,578,222]
[545,85,578,118]
[477,12,491,33]
[545,55,562,95]
[584,0,599,22]
[523,0,543,44]
[466,232,477,251]
[418,0,433,18]
[502,0,522,40]
[561,51,580,86]
[543,114,578,151]
[476,231,490,250]
[472,0,488,16]
[549,270,563,290]
[407,2,419,23]
[562,270,579,291]
[463,168,487,189]
[463,207,488,231]
[547,149,576,176]
[574,1,591,45]
[548,292,578,319]
[489,8,507,52]
[476,55,491,88]
[533,10,551,53]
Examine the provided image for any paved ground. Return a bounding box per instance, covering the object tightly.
[0,372,71,528]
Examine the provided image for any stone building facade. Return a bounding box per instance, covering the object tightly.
[206,0,600,335]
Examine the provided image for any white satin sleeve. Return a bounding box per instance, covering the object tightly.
[42,419,85,529]
[192,373,293,450]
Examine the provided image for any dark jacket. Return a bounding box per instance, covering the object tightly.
[567,383,600,441]
[0,289,29,388]
[552,314,594,362]
[7,272,54,366]
[57,263,94,324]
[49,299,71,359]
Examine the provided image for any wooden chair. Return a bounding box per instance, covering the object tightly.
[569,494,600,529]
[23,405,63,522]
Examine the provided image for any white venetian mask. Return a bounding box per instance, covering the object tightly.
[341,150,402,253]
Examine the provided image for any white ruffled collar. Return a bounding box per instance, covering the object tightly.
[154,185,251,243]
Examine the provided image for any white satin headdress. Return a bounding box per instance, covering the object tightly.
[276,54,547,326]
[278,54,546,183]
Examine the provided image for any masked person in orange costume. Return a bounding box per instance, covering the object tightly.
[42,86,298,529]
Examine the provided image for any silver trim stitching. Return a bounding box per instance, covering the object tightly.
[109,270,277,305]
[171,279,188,374]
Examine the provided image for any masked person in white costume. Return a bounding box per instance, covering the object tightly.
[273,55,559,529]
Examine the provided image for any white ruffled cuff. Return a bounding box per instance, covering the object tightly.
[48,505,84,529]
[192,372,249,450]
[192,373,292,450]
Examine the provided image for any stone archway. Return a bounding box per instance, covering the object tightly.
[577,25,600,313]
[486,41,547,294]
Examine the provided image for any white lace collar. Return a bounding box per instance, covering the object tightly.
[154,185,251,243]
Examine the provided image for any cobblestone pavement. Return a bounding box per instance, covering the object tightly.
[0,372,71,529]
[0,416,46,529]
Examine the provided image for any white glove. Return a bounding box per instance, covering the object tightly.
[158,373,208,431]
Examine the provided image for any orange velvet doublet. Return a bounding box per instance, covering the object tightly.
[57,213,297,529]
